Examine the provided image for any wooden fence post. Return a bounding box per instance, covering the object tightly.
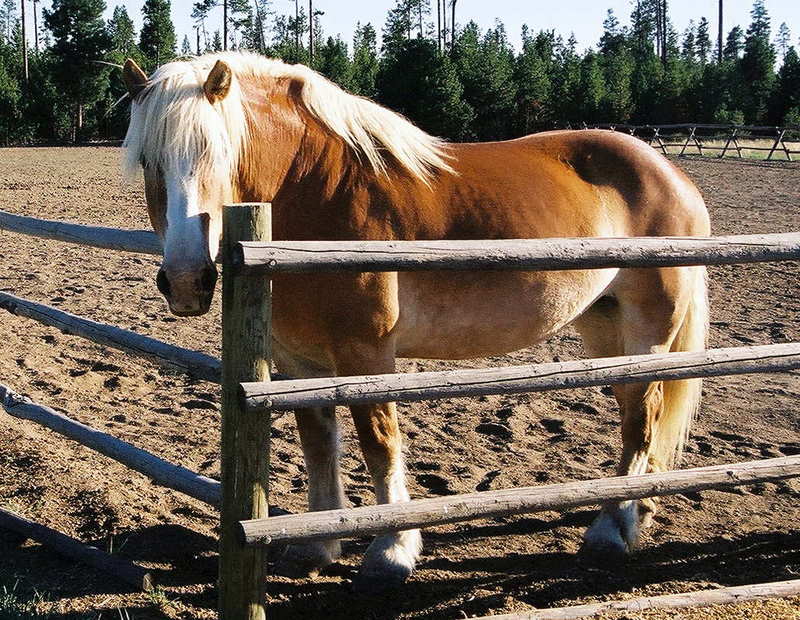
[219,203,272,619]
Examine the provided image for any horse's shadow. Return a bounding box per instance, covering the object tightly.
[3,516,799,619]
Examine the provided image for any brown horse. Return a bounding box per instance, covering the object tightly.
[122,52,710,590]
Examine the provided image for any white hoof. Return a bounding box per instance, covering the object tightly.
[581,502,640,560]
[355,529,422,591]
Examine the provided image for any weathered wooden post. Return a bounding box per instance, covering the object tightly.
[219,203,272,619]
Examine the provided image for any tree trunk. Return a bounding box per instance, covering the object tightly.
[451,0,457,49]
[20,0,28,85]
[436,0,441,51]
[308,0,313,60]
[442,0,447,49]
[223,0,228,51]
[661,0,668,65]
[33,0,39,53]
[295,0,300,54]
[717,0,723,64]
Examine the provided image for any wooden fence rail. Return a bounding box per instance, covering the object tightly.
[0,291,221,383]
[0,382,222,506]
[3,203,800,617]
[236,233,800,274]
[239,455,800,546]
[242,342,800,411]
[0,209,161,254]
[571,123,800,161]
[475,579,800,620]
[0,507,155,591]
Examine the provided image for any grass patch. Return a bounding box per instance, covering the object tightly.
[0,580,51,619]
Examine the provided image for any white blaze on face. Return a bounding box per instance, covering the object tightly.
[162,157,218,271]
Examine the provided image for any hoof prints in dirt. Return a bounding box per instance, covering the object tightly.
[475,422,513,442]
[416,473,456,495]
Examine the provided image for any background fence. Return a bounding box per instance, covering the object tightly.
[569,123,800,161]
[1,204,800,618]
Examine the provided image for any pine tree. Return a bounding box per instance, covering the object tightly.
[316,36,351,89]
[577,51,605,123]
[191,1,211,51]
[599,9,625,56]
[272,5,308,63]
[514,25,554,133]
[181,34,192,55]
[352,22,378,97]
[553,32,581,124]
[696,17,711,64]
[376,35,473,140]
[775,22,791,59]
[453,20,516,139]
[739,0,775,122]
[107,5,140,64]
[0,54,20,143]
[1,0,15,43]
[44,0,111,139]
[140,0,176,70]
[211,29,222,51]
[682,20,696,63]
[768,46,800,124]
[724,25,744,60]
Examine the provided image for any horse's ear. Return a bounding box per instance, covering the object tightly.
[204,60,232,104]
[123,58,148,98]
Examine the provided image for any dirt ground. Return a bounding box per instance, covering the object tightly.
[0,148,798,619]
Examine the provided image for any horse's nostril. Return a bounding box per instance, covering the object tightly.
[156,270,171,297]
[201,266,218,291]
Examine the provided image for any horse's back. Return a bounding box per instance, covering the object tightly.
[444,129,709,239]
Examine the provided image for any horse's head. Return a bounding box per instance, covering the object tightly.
[122,57,245,316]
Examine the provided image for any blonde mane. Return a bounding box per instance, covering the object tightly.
[123,52,453,184]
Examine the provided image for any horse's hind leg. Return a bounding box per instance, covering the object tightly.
[574,266,706,559]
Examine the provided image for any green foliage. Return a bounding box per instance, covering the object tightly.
[739,0,775,123]
[44,0,111,139]
[376,36,473,140]
[769,46,800,124]
[1,0,794,146]
[316,36,352,90]
[351,22,378,97]
[0,54,20,144]
[513,26,554,133]
[453,20,515,140]
[107,5,141,64]
[139,0,176,70]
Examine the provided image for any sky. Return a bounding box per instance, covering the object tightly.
[22,1,800,56]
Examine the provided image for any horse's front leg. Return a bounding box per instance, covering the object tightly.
[275,406,347,577]
[349,399,421,591]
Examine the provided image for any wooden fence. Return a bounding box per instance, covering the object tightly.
[1,204,800,618]
[569,123,800,161]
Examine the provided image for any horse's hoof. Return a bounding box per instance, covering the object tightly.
[273,541,339,578]
[353,531,420,592]
[577,538,630,567]
[580,509,636,565]
[352,565,411,593]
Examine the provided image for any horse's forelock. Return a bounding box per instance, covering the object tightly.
[122,58,249,189]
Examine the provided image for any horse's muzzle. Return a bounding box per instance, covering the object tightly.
[157,264,218,317]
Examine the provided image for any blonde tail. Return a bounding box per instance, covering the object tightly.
[655,266,709,469]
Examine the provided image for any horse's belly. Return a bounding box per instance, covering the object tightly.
[393,269,617,359]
